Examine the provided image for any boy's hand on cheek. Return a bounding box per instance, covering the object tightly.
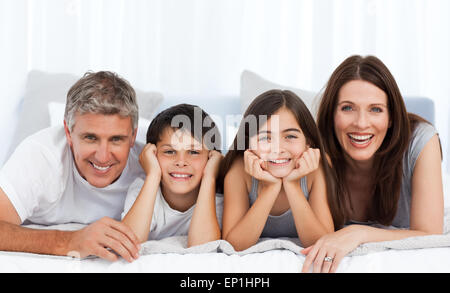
[283,148,320,183]
[203,150,223,179]
[139,143,161,178]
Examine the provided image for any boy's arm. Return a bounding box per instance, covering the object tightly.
[122,175,160,243]
[188,151,222,247]
[188,175,221,247]
[122,143,162,243]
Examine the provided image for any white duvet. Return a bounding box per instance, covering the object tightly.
[1,243,450,273]
[1,171,450,273]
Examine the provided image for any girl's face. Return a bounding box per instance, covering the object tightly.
[333,79,391,164]
[249,107,307,178]
[156,127,209,196]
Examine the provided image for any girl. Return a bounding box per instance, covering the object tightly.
[219,89,338,251]
[121,103,223,248]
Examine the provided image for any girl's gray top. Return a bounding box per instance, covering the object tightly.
[347,122,438,228]
[248,176,309,238]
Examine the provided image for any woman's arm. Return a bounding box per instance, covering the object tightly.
[409,134,444,233]
[188,151,222,247]
[301,135,444,273]
[222,155,282,251]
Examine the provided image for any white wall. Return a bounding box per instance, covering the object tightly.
[1,0,449,169]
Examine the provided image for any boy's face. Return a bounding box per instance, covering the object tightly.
[156,127,209,196]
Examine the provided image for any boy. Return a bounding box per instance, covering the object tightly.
[122,104,223,247]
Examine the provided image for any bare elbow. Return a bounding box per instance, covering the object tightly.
[425,226,444,235]
[222,234,249,252]
[188,231,221,248]
[411,223,444,236]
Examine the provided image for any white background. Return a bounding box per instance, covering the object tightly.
[1,0,449,169]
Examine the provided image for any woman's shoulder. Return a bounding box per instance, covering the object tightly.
[404,121,439,173]
[411,121,437,139]
[408,122,438,154]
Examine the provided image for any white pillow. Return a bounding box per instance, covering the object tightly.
[48,102,150,144]
[240,70,319,116]
[8,70,162,157]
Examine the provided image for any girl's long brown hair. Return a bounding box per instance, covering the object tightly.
[219,89,342,229]
[317,55,432,228]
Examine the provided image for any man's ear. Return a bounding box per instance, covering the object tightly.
[63,120,73,148]
[130,127,138,147]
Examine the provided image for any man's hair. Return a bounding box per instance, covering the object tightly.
[146,103,221,152]
[64,71,138,132]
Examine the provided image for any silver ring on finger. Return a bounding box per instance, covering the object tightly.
[324,256,333,262]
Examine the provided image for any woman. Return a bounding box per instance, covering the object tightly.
[302,55,444,273]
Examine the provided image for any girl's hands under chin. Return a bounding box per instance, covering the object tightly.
[283,148,320,184]
[244,150,282,187]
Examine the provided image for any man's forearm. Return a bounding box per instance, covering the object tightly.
[0,221,73,256]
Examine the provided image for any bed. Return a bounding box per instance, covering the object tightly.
[1,70,449,274]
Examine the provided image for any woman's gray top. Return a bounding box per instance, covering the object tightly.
[347,122,438,228]
[248,176,309,238]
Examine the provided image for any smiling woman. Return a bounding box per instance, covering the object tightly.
[301,55,445,273]
[334,80,391,163]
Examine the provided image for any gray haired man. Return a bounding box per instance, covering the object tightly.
[0,71,145,262]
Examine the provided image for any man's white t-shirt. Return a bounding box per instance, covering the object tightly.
[0,126,145,225]
[121,177,224,241]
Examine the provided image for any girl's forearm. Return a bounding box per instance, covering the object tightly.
[122,176,160,243]
[224,185,280,251]
[188,176,221,247]
[283,182,330,247]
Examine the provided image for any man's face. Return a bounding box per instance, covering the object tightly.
[64,112,137,188]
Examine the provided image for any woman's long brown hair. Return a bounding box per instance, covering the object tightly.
[219,89,342,230]
[317,55,432,228]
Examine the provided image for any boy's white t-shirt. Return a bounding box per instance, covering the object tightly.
[121,177,224,241]
[0,126,145,225]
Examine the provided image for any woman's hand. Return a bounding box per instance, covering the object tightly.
[244,150,282,188]
[203,150,223,180]
[301,225,364,273]
[283,148,320,184]
[139,143,161,179]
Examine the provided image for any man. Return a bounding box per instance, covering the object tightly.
[0,71,145,262]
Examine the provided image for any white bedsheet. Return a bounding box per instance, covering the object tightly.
[1,170,449,273]
[2,246,450,273]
